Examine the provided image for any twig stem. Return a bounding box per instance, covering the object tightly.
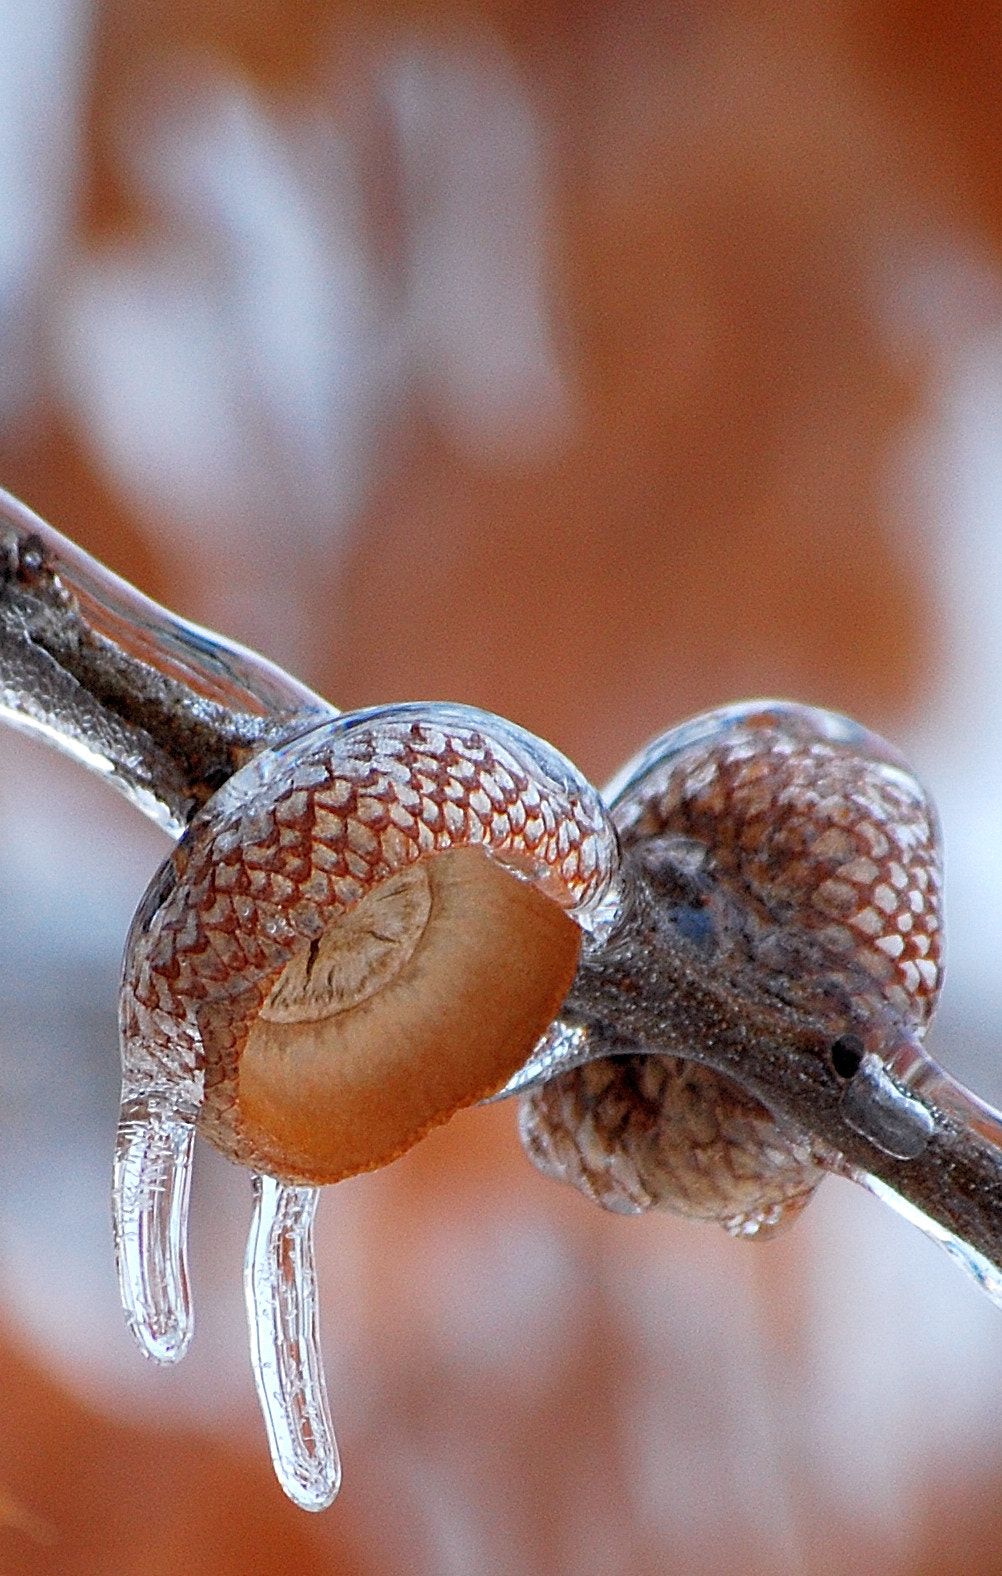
[0,488,332,836]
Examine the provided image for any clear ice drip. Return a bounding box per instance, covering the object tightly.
[848,1043,1002,1305]
[244,1175,340,1512]
[112,1094,196,1364]
[854,1170,1002,1310]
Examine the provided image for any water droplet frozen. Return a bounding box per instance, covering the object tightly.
[244,1174,340,1511]
[840,1051,935,1159]
[112,1092,195,1364]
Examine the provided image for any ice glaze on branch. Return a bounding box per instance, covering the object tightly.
[0,488,333,835]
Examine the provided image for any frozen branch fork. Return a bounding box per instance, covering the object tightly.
[2,485,1002,1509]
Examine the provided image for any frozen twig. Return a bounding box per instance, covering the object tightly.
[0,489,333,836]
[4,484,1002,1509]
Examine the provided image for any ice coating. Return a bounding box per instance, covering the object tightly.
[120,702,618,1173]
[114,701,617,1506]
[5,473,998,1508]
[0,486,333,835]
[518,701,945,1234]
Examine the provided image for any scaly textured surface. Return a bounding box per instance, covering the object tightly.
[616,706,942,1026]
[520,1054,823,1235]
[521,704,943,1235]
[121,707,615,1174]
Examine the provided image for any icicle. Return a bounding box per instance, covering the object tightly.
[113,1092,196,1364]
[854,1170,1002,1309]
[244,1174,340,1511]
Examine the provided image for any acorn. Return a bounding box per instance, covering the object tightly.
[121,704,617,1185]
[519,701,944,1237]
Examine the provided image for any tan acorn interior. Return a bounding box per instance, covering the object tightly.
[259,864,434,1024]
[235,846,583,1184]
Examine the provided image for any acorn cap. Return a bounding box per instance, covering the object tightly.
[200,846,582,1184]
[122,705,615,1187]
[520,701,944,1235]
[609,700,943,1031]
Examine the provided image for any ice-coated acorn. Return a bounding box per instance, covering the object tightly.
[519,702,943,1237]
[121,704,618,1185]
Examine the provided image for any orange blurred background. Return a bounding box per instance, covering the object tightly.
[2,0,1002,1570]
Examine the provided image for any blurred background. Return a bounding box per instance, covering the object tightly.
[0,0,1002,1570]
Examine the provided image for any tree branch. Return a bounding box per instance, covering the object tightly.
[0,489,332,835]
[2,485,1001,1293]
